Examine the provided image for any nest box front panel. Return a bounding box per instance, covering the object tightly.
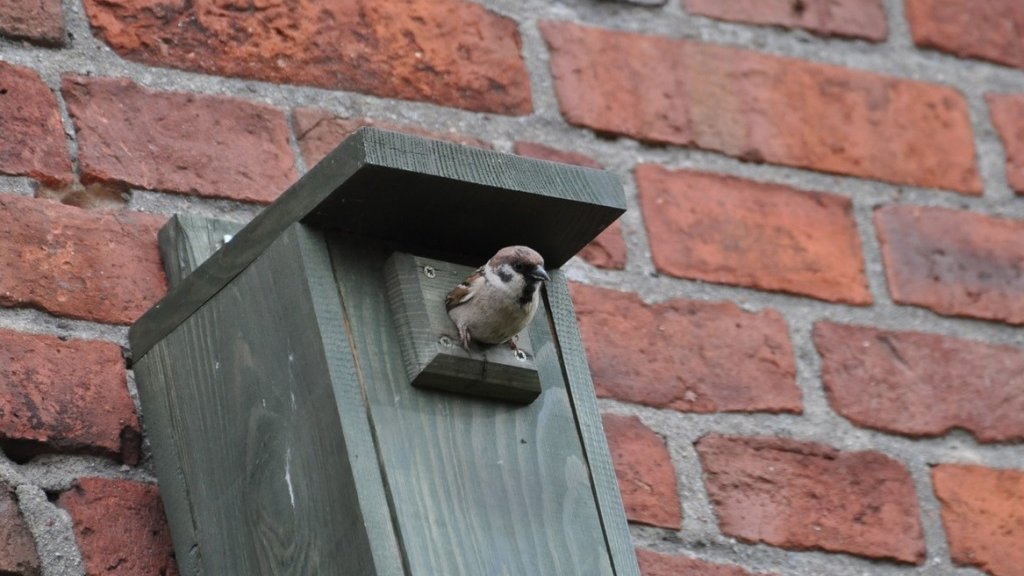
[329,237,615,576]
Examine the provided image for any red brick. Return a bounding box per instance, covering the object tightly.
[696,434,925,564]
[0,62,72,186]
[293,107,491,168]
[987,93,1024,195]
[0,329,141,464]
[875,205,1024,325]
[636,548,769,576]
[0,195,167,325]
[0,481,40,576]
[571,284,801,414]
[684,0,887,42]
[572,223,627,270]
[63,75,296,204]
[59,479,178,576]
[602,414,680,530]
[541,22,980,194]
[513,142,626,269]
[83,0,531,115]
[933,465,1024,576]
[906,0,1024,69]
[814,322,1024,443]
[0,0,64,45]
[637,166,870,304]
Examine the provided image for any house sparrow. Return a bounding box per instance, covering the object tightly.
[445,246,550,352]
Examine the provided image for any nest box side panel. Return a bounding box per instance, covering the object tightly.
[132,225,395,576]
[329,237,615,576]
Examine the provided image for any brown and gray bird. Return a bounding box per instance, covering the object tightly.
[445,246,550,351]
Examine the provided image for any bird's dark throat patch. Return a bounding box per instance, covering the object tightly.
[519,282,539,306]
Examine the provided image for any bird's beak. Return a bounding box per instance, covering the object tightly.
[529,266,550,282]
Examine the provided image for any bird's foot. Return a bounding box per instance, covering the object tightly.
[508,335,528,360]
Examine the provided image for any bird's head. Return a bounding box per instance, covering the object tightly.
[489,245,550,286]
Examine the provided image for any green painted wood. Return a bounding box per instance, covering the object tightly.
[384,251,541,404]
[330,238,616,576]
[158,214,246,289]
[291,226,406,576]
[133,225,393,575]
[546,273,642,576]
[130,127,625,360]
[133,352,204,576]
[137,213,247,576]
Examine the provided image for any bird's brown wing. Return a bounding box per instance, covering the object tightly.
[445,268,484,311]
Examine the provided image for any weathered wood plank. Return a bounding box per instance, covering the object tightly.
[138,213,246,576]
[134,226,390,575]
[291,226,406,576]
[384,251,541,404]
[130,127,625,360]
[330,238,615,576]
[133,351,205,576]
[547,272,642,576]
[158,214,246,289]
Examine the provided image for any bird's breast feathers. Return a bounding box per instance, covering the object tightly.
[446,265,541,344]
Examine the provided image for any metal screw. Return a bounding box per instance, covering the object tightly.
[438,335,452,348]
[423,265,436,278]
[514,349,527,361]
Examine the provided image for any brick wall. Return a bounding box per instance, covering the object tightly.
[1,1,1022,575]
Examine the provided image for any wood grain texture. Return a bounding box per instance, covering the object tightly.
[291,226,406,576]
[134,225,391,575]
[546,272,642,576]
[384,251,541,404]
[133,352,205,576]
[130,127,625,360]
[138,213,246,576]
[332,238,615,576]
[158,214,246,288]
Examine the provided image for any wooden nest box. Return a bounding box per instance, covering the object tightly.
[129,128,637,576]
